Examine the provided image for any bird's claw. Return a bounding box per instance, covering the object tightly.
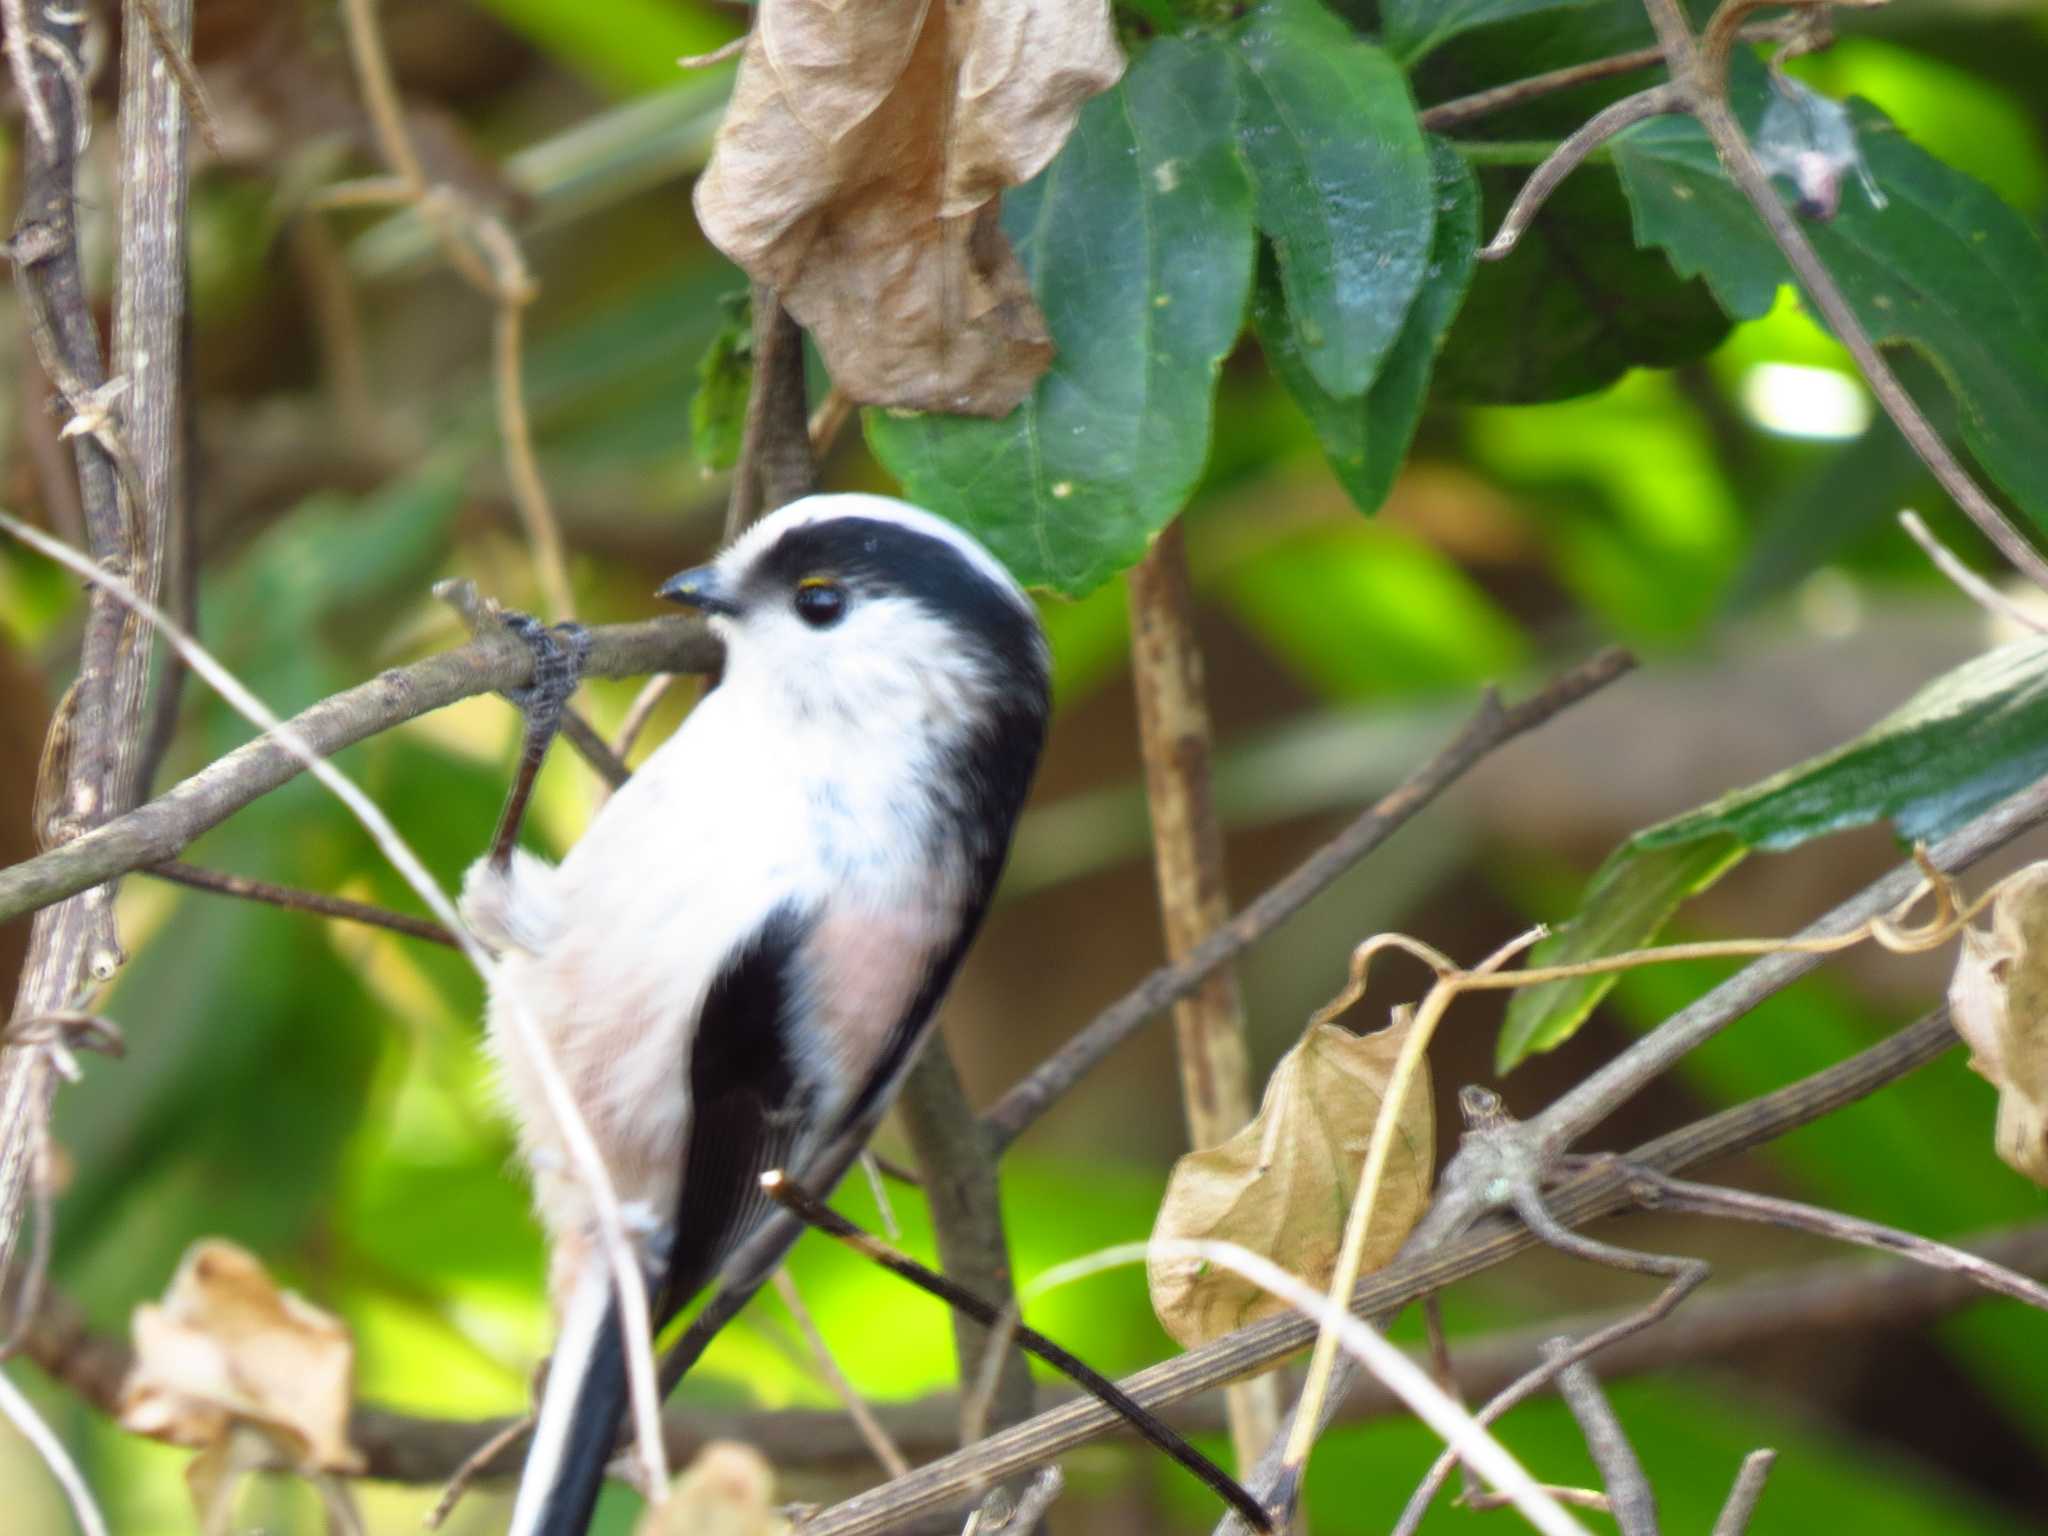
[500,612,590,732]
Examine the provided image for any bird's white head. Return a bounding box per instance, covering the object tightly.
[656,494,1048,746]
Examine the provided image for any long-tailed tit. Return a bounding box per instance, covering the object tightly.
[461,493,1050,1536]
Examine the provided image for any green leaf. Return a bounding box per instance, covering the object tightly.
[1254,139,1479,514]
[1613,61,2048,537]
[1383,0,1602,67]
[1435,165,1732,402]
[1231,0,1435,398]
[467,0,738,96]
[1498,836,1744,1071]
[867,36,1255,596]
[1642,637,2048,852]
[1501,637,2048,1066]
[690,290,752,475]
[1222,520,1527,699]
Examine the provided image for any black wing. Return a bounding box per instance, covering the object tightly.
[653,903,818,1324]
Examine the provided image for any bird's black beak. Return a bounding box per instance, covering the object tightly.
[657,565,742,616]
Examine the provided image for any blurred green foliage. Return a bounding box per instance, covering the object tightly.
[4,0,2048,1532]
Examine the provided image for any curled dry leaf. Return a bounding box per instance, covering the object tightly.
[1950,861,2048,1185]
[1148,1009,1434,1349]
[694,0,1123,416]
[637,1440,790,1536]
[118,1238,363,1474]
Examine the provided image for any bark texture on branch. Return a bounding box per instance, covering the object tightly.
[0,0,192,1287]
[23,1217,2048,1484]
[0,617,721,927]
[1128,523,1279,1470]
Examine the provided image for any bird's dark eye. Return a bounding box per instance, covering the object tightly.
[793,579,847,628]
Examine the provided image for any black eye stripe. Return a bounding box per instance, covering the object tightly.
[794,581,847,628]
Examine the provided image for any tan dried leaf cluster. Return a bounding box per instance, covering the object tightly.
[1950,861,2048,1185]
[638,1440,790,1536]
[118,1238,363,1473]
[1148,1013,1435,1349]
[694,0,1123,416]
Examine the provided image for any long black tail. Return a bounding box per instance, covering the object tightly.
[508,1271,628,1536]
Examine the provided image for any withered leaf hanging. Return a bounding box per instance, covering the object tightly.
[693,0,1123,417]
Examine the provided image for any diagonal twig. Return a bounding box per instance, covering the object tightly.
[1710,1449,1777,1535]
[1478,85,1683,259]
[0,509,674,1496]
[981,647,1637,1147]
[1640,0,2048,594]
[762,1172,1273,1532]
[1547,1345,1658,1536]
[1625,1167,2048,1311]
[793,1006,1967,1535]
[143,861,460,948]
[1128,519,1279,1470]
[0,615,721,927]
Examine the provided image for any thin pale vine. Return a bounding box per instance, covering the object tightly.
[1279,845,1996,1481]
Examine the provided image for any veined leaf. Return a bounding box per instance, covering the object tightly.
[867,35,1255,595]
[1613,59,2048,538]
[1232,0,1435,399]
[1498,836,1744,1072]
[1641,637,2048,851]
[1436,164,1732,402]
[1253,138,1479,515]
[1502,637,2048,1068]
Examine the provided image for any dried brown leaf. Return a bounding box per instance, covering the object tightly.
[693,0,1123,416]
[1147,1012,1434,1349]
[118,1239,363,1473]
[1951,861,2048,1185]
[637,1441,790,1536]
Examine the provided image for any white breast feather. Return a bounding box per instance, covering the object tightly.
[476,614,978,1297]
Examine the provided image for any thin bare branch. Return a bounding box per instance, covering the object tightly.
[336,0,575,620]
[1478,85,1683,260]
[773,1270,910,1479]
[143,862,460,948]
[1637,0,2048,594]
[0,1365,109,1536]
[982,647,1637,1147]
[1898,511,2048,635]
[1393,1136,1706,1536]
[725,284,816,538]
[1628,1168,2048,1311]
[1129,520,1278,1470]
[0,615,721,927]
[1710,1450,1777,1536]
[1545,1345,1658,1536]
[898,1045,1040,1457]
[0,510,673,1495]
[132,0,221,152]
[794,1008,1964,1534]
[0,0,190,1298]
[24,1214,2048,1484]
[762,1172,1269,1532]
[423,1411,530,1531]
[1420,47,1667,130]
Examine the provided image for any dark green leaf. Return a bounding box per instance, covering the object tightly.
[691,290,753,474]
[1613,61,2048,536]
[867,36,1255,596]
[1642,637,2048,851]
[1498,836,1744,1071]
[1232,0,1435,398]
[1254,139,1479,514]
[1435,164,1732,402]
[1501,637,2048,1066]
[1383,0,1603,67]
[1407,3,1656,140]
